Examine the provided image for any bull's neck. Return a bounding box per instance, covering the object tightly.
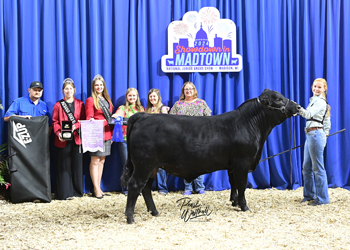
[245,99,286,141]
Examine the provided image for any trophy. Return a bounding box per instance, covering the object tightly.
[61,121,73,140]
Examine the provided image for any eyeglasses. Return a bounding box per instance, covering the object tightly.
[184,88,194,91]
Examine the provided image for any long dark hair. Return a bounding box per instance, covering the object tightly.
[146,88,162,113]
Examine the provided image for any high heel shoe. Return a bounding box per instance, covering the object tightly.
[91,189,103,199]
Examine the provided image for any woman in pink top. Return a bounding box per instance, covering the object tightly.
[170,81,211,195]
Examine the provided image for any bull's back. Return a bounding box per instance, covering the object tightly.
[129,113,203,153]
[128,113,239,174]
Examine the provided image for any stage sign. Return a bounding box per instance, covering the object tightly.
[161,7,242,73]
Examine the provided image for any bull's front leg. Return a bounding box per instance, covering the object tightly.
[237,188,249,211]
[233,169,249,211]
[228,171,238,206]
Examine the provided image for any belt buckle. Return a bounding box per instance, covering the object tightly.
[304,127,308,134]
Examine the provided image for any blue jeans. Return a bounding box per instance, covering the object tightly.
[184,175,205,192]
[157,168,168,194]
[302,129,329,204]
[117,141,128,194]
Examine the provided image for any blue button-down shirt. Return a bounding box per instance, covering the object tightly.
[5,96,52,125]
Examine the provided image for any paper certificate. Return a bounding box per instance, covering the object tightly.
[80,120,105,153]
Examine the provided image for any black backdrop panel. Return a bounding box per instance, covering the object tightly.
[8,116,51,203]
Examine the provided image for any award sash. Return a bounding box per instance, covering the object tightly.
[59,100,77,124]
[99,99,115,125]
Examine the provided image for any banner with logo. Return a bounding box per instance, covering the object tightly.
[8,116,51,203]
[162,7,242,73]
[80,120,105,153]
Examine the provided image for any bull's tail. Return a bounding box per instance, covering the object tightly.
[120,157,133,188]
[120,114,141,188]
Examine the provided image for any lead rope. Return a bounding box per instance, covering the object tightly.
[79,122,82,154]
[260,129,345,163]
[290,116,295,186]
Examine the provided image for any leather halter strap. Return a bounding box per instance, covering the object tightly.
[257,97,290,117]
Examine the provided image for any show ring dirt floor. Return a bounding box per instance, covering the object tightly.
[1,187,350,249]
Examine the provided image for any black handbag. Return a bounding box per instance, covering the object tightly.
[122,118,128,126]
[106,117,116,125]
[106,117,127,125]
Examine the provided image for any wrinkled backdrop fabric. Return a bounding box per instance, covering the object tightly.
[0,0,349,192]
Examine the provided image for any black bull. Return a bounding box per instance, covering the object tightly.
[121,89,301,224]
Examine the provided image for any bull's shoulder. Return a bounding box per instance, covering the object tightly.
[128,112,149,124]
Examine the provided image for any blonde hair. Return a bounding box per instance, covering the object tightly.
[146,89,162,113]
[180,81,198,100]
[313,78,331,117]
[124,87,143,112]
[91,75,113,110]
[62,78,76,96]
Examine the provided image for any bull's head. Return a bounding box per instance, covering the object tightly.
[258,89,301,118]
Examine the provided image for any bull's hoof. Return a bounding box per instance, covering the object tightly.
[127,217,135,224]
[231,200,239,207]
[151,210,159,217]
[240,206,249,212]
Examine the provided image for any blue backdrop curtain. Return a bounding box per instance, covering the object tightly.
[0,0,349,193]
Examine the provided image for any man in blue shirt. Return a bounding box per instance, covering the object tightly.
[4,81,52,132]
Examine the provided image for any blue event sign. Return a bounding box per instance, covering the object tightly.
[161,7,242,73]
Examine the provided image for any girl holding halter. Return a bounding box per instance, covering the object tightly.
[299,78,331,206]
